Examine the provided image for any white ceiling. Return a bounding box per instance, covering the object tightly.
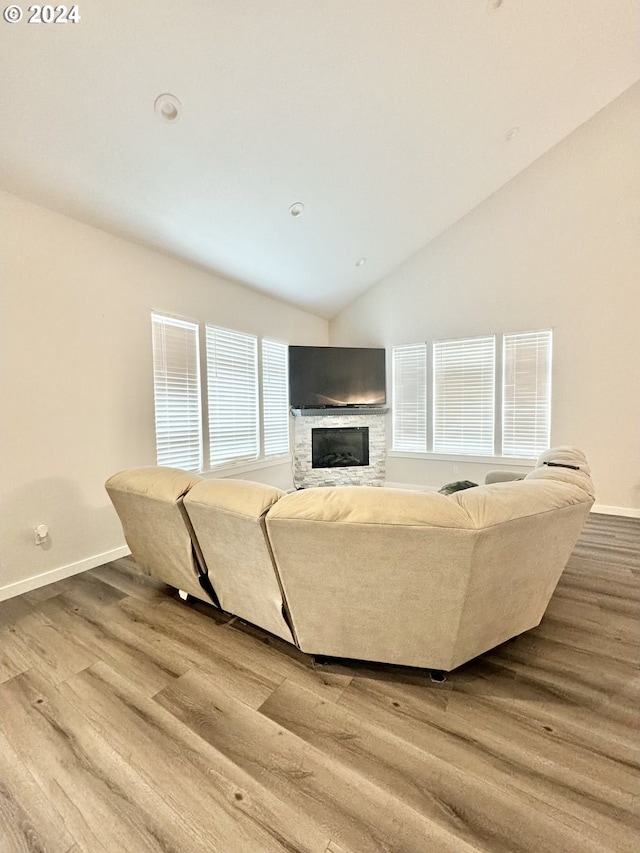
[1,1,638,318]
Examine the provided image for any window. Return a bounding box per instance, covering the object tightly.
[391,343,427,452]
[502,330,552,457]
[392,330,552,459]
[207,326,259,467]
[151,314,290,470]
[151,314,202,471]
[433,336,495,456]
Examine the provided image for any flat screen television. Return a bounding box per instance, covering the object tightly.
[288,346,386,409]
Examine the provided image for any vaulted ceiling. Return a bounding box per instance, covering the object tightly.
[1,1,638,317]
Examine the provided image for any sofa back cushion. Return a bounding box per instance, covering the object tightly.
[450,476,593,526]
[183,479,294,642]
[269,485,472,527]
[105,467,206,598]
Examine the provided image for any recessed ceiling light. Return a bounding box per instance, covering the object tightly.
[355,257,367,267]
[505,126,520,141]
[289,202,305,217]
[154,93,181,123]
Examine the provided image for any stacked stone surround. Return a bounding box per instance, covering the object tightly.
[292,410,386,489]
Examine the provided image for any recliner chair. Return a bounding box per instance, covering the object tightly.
[105,466,219,606]
[183,479,295,643]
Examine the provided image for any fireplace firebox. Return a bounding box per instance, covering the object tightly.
[312,426,369,468]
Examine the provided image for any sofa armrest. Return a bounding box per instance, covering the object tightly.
[485,470,525,485]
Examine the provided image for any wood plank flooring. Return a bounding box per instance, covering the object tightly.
[1,513,638,852]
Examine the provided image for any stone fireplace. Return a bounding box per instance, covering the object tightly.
[292,408,386,488]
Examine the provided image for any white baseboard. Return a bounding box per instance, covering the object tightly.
[592,504,640,519]
[0,546,131,601]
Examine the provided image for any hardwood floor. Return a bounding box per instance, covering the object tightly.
[1,513,638,852]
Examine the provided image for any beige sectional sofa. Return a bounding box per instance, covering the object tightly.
[105,446,594,672]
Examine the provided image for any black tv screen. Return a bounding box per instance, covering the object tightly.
[288,346,386,408]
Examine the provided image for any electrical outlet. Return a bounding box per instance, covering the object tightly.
[34,523,48,545]
[453,465,459,475]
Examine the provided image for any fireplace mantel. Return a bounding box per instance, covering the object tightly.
[291,407,388,417]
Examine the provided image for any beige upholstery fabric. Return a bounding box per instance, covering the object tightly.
[450,477,593,525]
[270,486,473,527]
[485,447,590,487]
[105,446,594,672]
[183,479,294,642]
[105,467,208,601]
[266,449,594,670]
[485,470,524,484]
[536,445,590,474]
[267,488,477,668]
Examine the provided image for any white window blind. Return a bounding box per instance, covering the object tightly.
[392,343,427,451]
[206,326,259,467]
[433,336,495,456]
[151,314,202,471]
[502,330,552,457]
[262,339,290,456]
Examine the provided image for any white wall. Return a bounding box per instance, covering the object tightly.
[2,84,637,600]
[0,193,328,597]
[330,84,640,514]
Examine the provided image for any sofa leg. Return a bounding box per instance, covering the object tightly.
[429,669,447,683]
[178,589,189,601]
